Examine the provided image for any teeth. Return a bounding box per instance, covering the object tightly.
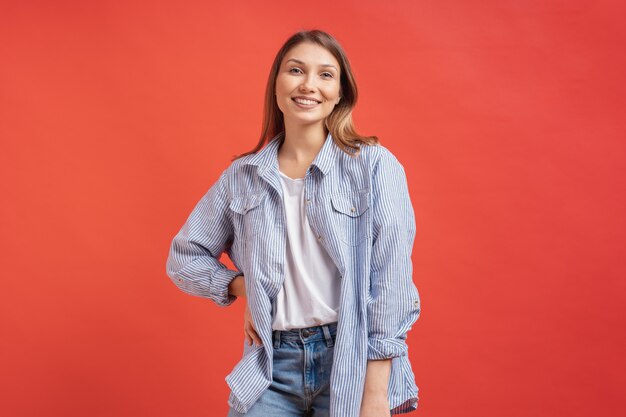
[294,98,319,105]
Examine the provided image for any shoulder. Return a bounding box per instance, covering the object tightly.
[357,142,406,173]
[216,154,260,198]
[224,153,253,175]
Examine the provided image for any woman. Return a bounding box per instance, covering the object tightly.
[166,30,421,417]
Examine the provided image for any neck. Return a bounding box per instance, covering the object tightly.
[279,120,328,163]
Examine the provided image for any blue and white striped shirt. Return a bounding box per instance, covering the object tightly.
[166,132,421,416]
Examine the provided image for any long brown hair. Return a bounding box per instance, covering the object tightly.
[232,29,378,161]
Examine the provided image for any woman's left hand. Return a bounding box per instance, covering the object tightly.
[359,390,391,417]
[360,358,392,416]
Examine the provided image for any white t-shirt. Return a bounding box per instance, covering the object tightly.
[271,169,341,331]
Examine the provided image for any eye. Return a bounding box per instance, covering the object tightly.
[321,72,334,78]
[289,67,303,74]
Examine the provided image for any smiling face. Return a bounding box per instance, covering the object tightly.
[275,41,342,130]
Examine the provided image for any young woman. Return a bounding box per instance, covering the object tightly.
[166,30,421,417]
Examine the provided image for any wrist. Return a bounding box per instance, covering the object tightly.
[228,274,246,298]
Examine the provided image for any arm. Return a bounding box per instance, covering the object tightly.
[361,150,421,413]
[228,274,246,298]
[166,169,242,307]
[361,359,392,416]
[367,148,421,361]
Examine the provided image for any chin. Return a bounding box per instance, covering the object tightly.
[288,116,327,126]
[289,111,331,122]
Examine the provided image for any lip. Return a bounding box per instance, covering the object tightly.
[291,96,322,109]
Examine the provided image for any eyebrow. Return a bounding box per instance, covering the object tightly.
[286,58,338,71]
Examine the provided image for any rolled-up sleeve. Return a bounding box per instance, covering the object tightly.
[166,169,241,307]
[367,148,421,360]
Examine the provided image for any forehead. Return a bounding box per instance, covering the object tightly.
[282,42,340,69]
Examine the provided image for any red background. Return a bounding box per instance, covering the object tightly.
[1,1,624,416]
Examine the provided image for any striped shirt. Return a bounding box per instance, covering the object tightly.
[166,131,421,416]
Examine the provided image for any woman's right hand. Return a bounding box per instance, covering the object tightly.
[230,274,262,346]
[244,302,262,347]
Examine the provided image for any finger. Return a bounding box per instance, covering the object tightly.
[244,323,252,346]
[247,321,262,345]
[244,323,255,344]
[244,323,261,346]
[245,329,258,346]
[250,329,263,346]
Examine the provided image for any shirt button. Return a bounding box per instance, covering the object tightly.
[414,300,419,307]
[350,207,356,213]
[317,235,323,241]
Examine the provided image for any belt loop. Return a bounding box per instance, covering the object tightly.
[321,324,334,348]
[273,329,281,349]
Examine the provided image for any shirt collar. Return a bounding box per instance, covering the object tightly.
[243,131,341,177]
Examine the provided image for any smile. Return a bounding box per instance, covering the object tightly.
[292,97,321,108]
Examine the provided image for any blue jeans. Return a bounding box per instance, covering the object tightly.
[227,322,338,416]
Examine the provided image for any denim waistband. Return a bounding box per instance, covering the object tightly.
[272,322,338,348]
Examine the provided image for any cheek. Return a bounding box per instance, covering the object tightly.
[323,89,341,104]
[276,75,295,93]
[275,85,291,112]
[324,83,341,99]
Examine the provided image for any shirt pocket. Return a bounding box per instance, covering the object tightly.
[330,192,371,247]
[229,193,268,239]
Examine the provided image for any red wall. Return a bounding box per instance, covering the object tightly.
[1,1,624,416]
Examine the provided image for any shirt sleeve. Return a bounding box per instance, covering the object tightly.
[166,169,242,307]
[367,148,422,360]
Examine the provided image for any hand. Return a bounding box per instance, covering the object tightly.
[359,390,391,417]
[244,302,262,347]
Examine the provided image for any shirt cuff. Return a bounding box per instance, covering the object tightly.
[367,337,409,360]
[210,267,241,307]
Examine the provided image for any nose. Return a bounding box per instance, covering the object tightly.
[299,74,316,92]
